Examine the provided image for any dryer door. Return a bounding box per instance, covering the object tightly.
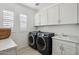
[28,34,35,46]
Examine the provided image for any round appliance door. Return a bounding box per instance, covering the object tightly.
[36,37,46,50]
[28,34,35,46]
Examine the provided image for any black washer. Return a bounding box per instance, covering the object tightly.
[36,32,54,55]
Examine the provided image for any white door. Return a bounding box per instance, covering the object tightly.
[60,3,77,24]
[47,5,59,25]
[34,13,40,26]
[40,10,47,25]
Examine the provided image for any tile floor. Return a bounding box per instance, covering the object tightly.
[17,46,41,55]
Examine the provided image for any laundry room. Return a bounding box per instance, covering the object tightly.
[0,3,79,55]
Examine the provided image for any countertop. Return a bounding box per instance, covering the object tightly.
[52,35,79,43]
[0,38,17,51]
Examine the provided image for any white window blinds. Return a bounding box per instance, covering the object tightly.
[3,10,14,28]
[20,14,27,31]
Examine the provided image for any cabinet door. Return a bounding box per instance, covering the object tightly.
[76,44,79,54]
[47,5,59,25]
[60,3,77,24]
[34,13,40,26]
[62,44,76,55]
[59,40,76,55]
[40,10,47,25]
[77,3,79,23]
[53,39,76,55]
[53,39,62,55]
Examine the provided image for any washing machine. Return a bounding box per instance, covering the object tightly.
[28,31,38,49]
[36,32,55,55]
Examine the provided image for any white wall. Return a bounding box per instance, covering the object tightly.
[36,24,79,38]
[0,3,36,49]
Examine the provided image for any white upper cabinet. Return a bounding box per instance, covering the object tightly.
[34,13,40,26]
[60,3,77,24]
[40,10,47,25]
[47,4,59,25]
[34,3,78,26]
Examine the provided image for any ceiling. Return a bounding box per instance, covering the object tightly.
[22,3,55,11]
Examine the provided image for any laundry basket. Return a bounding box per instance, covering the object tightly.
[0,28,11,40]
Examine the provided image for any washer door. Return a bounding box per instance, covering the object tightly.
[36,37,46,50]
[36,37,52,55]
[28,34,35,46]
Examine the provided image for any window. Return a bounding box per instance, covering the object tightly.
[3,10,14,28]
[20,14,27,31]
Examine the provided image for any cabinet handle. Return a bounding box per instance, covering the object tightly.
[60,45,64,51]
[60,45,62,54]
[62,46,64,51]
[60,45,62,50]
[60,45,64,55]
